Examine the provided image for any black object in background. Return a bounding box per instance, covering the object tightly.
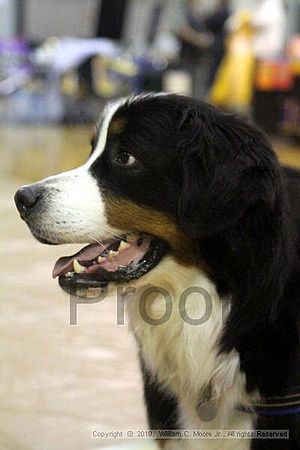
[96,0,129,39]
[252,91,286,134]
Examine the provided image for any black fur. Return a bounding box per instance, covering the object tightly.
[140,356,179,431]
[16,93,300,447]
[90,94,300,446]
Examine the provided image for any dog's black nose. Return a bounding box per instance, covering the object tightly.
[14,185,40,219]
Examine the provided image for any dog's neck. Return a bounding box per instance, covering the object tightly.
[126,256,253,423]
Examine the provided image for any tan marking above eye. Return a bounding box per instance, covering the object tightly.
[104,196,208,271]
[108,118,127,136]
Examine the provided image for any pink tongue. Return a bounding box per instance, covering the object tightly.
[52,240,115,278]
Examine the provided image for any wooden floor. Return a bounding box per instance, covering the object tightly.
[0,125,299,450]
[0,125,149,450]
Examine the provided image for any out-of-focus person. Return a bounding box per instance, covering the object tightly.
[153,0,213,98]
[171,0,213,98]
[204,0,231,88]
[176,0,212,55]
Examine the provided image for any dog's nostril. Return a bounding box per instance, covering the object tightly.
[14,186,40,218]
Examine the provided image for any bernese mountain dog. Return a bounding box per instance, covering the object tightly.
[15,94,300,449]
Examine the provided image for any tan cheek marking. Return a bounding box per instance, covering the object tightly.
[104,196,207,270]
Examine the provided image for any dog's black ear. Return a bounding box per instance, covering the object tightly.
[178,108,278,238]
[177,105,295,351]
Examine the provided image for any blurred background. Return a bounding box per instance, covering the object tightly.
[1,1,300,449]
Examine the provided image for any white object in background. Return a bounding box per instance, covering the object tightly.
[25,0,99,39]
[251,0,287,60]
[163,70,192,96]
[34,37,119,76]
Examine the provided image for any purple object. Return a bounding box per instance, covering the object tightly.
[0,38,32,95]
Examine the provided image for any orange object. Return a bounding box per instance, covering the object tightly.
[255,60,293,91]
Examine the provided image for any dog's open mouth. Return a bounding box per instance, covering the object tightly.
[53,233,168,297]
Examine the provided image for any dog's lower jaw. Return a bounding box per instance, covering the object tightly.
[126,256,255,445]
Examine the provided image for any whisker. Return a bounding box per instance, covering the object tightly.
[86,233,104,246]
[87,229,125,242]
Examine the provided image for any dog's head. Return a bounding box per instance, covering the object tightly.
[14,93,283,303]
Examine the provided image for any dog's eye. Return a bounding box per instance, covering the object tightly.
[115,151,136,166]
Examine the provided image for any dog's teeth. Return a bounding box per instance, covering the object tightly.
[97,256,105,263]
[108,250,118,259]
[119,241,130,251]
[65,272,74,277]
[73,259,85,273]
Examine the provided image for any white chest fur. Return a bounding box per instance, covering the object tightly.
[126,256,254,449]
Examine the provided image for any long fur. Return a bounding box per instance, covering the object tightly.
[15,94,300,449]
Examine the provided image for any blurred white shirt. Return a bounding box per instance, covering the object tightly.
[251,0,287,60]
